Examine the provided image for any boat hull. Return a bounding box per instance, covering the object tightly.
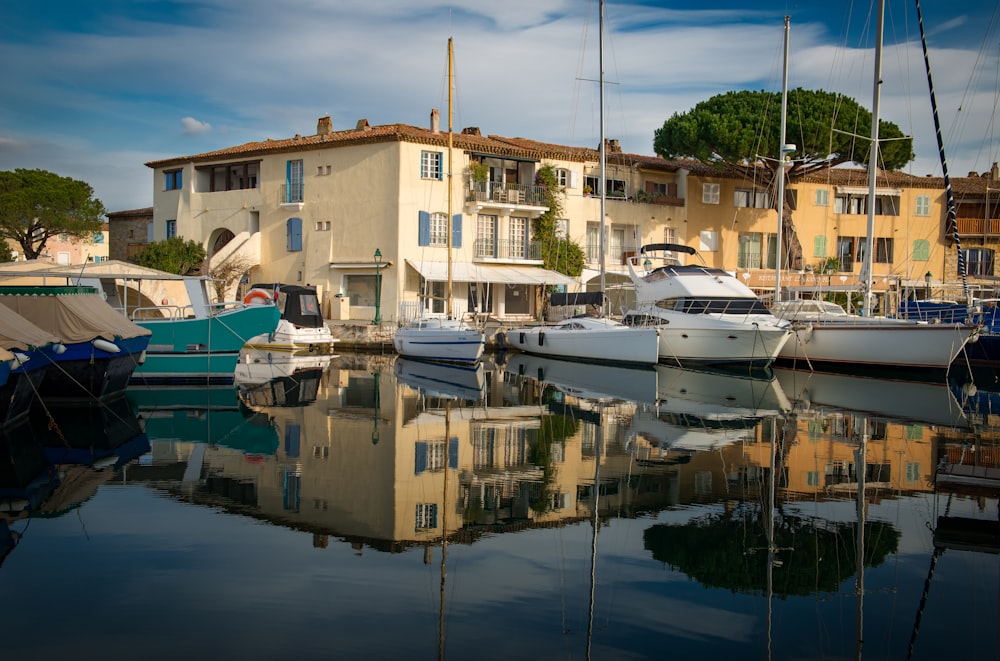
[132,305,282,384]
[777,321,976,370]
[244,320,338,356]
[504,324,659,366]
[394,322,484,364]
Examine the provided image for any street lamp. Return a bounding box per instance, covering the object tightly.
[924,271,932,299]
[373,248,383,326]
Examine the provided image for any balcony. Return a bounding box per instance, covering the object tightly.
[278,183,304,210]
[466,182,549,209]
[952,217,1000,237]
[474,238,543,262]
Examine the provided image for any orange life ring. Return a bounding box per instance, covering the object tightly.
[244,289,271,305]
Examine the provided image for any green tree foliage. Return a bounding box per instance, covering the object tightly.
[136,237,206,275]
[0,242,14,263]
[653,88,913,176]
[643,507,900,597]
[0,168,106,260]
[653,89,912,270]
[533,165,585,277]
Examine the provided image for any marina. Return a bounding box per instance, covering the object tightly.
[0,351,995,660]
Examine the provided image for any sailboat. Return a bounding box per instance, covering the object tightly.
[770,9,978,373]
[393,39,485,365]
[503,0,660,368]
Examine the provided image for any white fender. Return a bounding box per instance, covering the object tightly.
[10,352,30,367]
[92,338,121,353]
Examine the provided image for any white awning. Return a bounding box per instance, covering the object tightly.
[405,260,578,286]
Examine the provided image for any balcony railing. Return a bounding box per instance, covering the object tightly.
[278,183,304,205]
[474,238,542,261]
[952,217,1000,236]
[466,182,548,207]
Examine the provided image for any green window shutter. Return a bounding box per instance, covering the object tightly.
[813,235,827,257]
[913,239,930,261]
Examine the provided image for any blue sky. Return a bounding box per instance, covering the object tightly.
[2,0,998,212]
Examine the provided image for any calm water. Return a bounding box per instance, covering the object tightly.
[0,352,997,661]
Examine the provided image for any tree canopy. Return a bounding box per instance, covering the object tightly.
[653,88,914,180]
[135,237,206,275]
[0,168,106,260]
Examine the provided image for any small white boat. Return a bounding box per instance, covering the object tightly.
[504,315,659,367]
[394,318,485,365]
[622,243,792,367]
[771,298,978,371]
[243,283,338,355]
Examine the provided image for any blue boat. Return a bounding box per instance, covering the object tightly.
[0,286,151,402]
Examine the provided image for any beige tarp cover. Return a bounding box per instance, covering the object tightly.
[0,302,61,351]
[0,293,151,343]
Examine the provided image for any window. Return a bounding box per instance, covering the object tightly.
[556,168,570,187]
[286,217,303,251]
[875,237,893,263]
[734,188,769,208]
[430,212,448,246]
[586,223,600,262]
[702,183,720,204]
[510,216,527,259]
[815,189,829,206]
[584,175,599,195]
[964,248,995,276]
[165,169,182,191]
[813,235,827,257]
[874,195,900,215]
[476,215,496,258]
[415,503,438,530]
[699,230,718,252]
[836,236,855,270]
[807,471,820,486]
[915,194,931,216]
[285,160,304,203]
[663,226,676,244]
[92,233,105,244]
[738,233,764,268]
[905,462,921,482]
[610,227,624,263]
[606,179,626,198]
[344,274,377,307]
[421,150,443,180]
[166,219,177,239]
[834,193,866,215]
[913,239,930,261]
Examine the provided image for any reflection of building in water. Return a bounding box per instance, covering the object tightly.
[132,358,964,554]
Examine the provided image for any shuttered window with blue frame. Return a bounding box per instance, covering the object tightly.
[418,211,462,248]
[287,217,303,251]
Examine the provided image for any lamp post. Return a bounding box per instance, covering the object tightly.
[924,271,932,299]
[371,370,381,445]
[373,248,383,326]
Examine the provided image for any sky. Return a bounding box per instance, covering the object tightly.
[2,0,999,213]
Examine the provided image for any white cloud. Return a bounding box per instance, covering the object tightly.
[181,117,212,135]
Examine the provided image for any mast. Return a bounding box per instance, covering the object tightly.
[775,17,790,304]
[862,0,884,317]
[915,0,968,303]
[598,0,607,305]
[447,37,455,320]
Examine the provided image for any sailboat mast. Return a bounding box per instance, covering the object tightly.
[775,17,790,304]
[447,37,455,320]
[598,0,607,302]
[863,0,884,317]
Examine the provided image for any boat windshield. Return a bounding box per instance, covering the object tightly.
[655,297,772,315]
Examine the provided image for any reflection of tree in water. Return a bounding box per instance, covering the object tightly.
[643,506,900,597]
[528,413,578,514]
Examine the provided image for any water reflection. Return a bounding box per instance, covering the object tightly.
[0,353,995,659]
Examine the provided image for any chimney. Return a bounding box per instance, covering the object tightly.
[317,115,332,136]
[993,162,999,180]
[355,118,371,131]
[430,109,440,133]
[462,127,481,136]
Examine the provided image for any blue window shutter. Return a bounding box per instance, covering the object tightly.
[449,437,458,469]
[452,214,462,248]
[415,442,427,474]
[418,211,430,246]
[285,425,301,458]
[287,217,302,251]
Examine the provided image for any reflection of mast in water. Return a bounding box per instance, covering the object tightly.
[439,399,450,661]
[854,426,868,661]
[586,399,602,661]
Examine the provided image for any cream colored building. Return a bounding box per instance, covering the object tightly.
[145,111,1000,324]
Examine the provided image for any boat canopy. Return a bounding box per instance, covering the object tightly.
[249,283,324,328]
[550,291,604,307]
